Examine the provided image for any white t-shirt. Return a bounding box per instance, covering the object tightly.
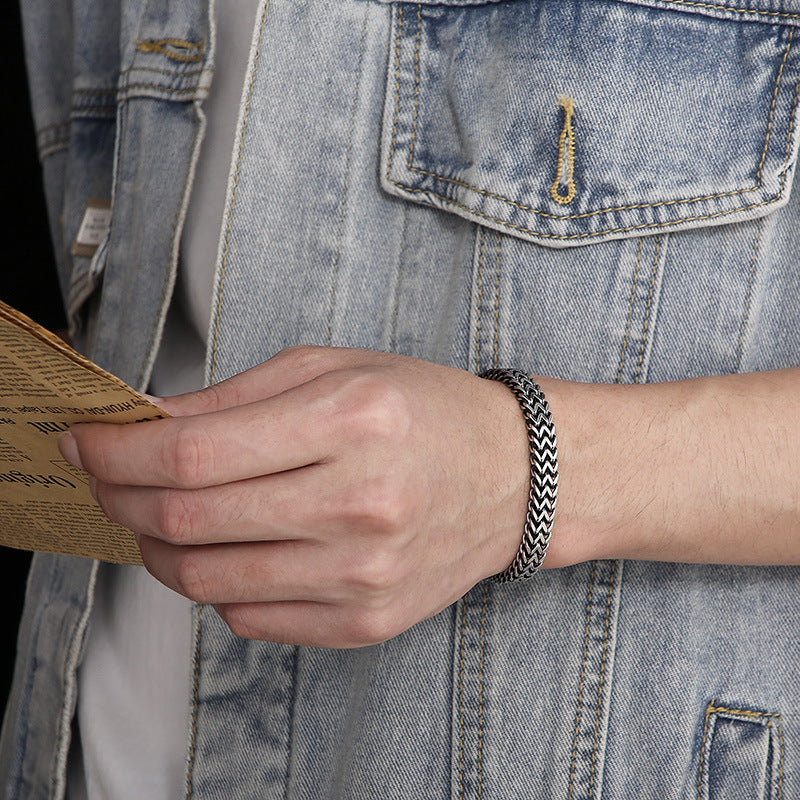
[67,3,261,797]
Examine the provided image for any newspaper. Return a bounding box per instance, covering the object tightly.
[0,300,167,564]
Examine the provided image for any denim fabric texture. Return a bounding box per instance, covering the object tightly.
[2,0,800,798]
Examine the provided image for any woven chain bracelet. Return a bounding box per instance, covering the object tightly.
[479,368,559,582]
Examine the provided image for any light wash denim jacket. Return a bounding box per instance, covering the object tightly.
[4,0,800,797]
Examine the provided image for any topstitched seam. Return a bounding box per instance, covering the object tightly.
[588,561,617,799]
[118,83,206,96]
[477,583,489,800]
[209,1,270,383]
[185,604,205,799]
[390,14,795,228]
[282,647,300,800]
[121,65,210,79]
[325,3,371,347]
[457,593,468,800]
[567,561,598,800]
[734,217,764,372]
[387,6,404,180]
[616,239,643,384]
[655,0,800,20]
[634,235,663,385]
[390,205,409,354]
[475,228,486,374]
[492,235,501,369]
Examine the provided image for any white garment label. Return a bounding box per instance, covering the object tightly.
[71,200,111,257]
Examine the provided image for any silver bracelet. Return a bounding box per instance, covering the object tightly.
[479,369,559,582]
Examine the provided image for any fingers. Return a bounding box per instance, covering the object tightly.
[213,601,401,649]
[91,464,338,545]
[138,537,334,604]
[62,351,410,490]
[153,345,394,417]
[212,602,402,649]
[137,536,420,647]
[63,371,343,488]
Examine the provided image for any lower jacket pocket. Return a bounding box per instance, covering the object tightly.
[698,702,785,800]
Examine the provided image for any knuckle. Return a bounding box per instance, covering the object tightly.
[163,424,214,487]
[342,374,410,442]
[156,490,201,544]
[358,480,410,533]
[195,381,235,414]
[344,549,404,601]
[172,551,215,603]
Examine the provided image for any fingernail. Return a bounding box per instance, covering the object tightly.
[142,392,163,404]
[57,432,83,469]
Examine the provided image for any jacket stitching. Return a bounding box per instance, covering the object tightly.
[118,84,205,96]
[492,235,501,369]
[389,14,796,233]
[325,2,371,347]
[634,236,663,385]
[588,561,617,798]
[387,5,404,181]
[567,561,597,800]
[697,701,785,800]
[734,217,764,372]
[210,1,271,382]
[283,647,300,800]
[134,38,204,64]
[390,205,410,353]
[475,228,486,374]
[457,593,468,800]
[657,0,800,21]
[121,65,212,79]
[408,4,423,163]
[477,583,489,800]
[185,604,204,799]
[616,239,643,384]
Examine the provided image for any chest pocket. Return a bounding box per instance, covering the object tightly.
[379,0,800,246]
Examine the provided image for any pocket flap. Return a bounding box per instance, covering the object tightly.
[381,1,800,246]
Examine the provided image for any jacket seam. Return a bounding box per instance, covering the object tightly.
[615,239,643,384]
[588,561,617,798]
[184,603,204,799]
[325,1,372,347]
[567,561,597,800]
[634,235,663,385]
[734,218,764,372]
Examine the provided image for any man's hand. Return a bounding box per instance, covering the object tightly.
[58,347,530,647]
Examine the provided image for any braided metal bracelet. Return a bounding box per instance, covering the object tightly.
[479,369,559,582]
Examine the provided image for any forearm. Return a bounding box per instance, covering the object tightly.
[541,369,800,568]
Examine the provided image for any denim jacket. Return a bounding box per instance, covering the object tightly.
[3,1,800,797]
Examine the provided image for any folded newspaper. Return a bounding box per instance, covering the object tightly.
[0,300,167,564]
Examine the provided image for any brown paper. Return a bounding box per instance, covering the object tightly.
[0,300,167,564]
